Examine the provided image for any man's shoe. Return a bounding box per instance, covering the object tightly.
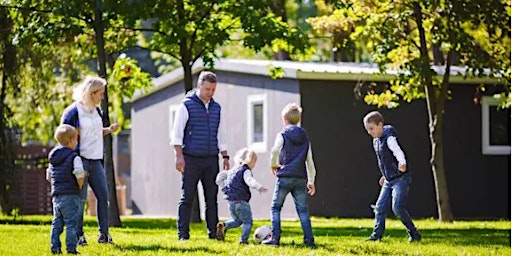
[408,233,422,243]
[98,233,114,244]
[305,242,317,249]
[67,251,80,254]
[216,222,225,241]
[51,249,62,254]
[262,238,279,247]
[366,236,381,242]
[77,235,87,246]
[239,241,249,245]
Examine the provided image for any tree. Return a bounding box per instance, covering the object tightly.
[347,0,510,221]
[0,1,151,221]
[140,0,309,92]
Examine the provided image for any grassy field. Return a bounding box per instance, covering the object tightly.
[0,215,509,255]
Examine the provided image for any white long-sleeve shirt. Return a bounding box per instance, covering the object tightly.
[170,90,227,152]
[46,156,86,181]
[270,133,317,185]
[373,136,406,165]
[216,166,263,192]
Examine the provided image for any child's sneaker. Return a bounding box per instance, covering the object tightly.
[262,238,279,247]
[408,232,421,243]
[77,235,87,246]
[216,222,225,241]
[239,241,249,245]
[67,251,80,254]
[98,233,113,244]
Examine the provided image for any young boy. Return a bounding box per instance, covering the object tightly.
[47,124,86,254]
[215,148,268,244]
[362,111,421,242]
[263,103,317,248]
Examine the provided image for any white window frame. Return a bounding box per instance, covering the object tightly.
[169,104,180,140]
[481,96,510,155]
[247,94,267,153]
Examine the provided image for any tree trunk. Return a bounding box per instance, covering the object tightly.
[0,7,16,215]
[413,2,453,222]
[429,110,453,222]
[94,0,121,227]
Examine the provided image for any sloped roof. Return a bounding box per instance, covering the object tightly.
[134,58,499,102]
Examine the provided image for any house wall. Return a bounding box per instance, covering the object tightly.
[300,80,510,219]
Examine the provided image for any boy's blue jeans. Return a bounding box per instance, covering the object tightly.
[224,200,253,243]
[77,159,110,237]
[371,174,419,239]
[269,177,314,245]
[51,194,80,252]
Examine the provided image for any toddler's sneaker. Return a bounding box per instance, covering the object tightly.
[262,238,279,247]
[98,233,114,244]
[67,250,80,254]
[51,249,62,254]
[216,222,225,241]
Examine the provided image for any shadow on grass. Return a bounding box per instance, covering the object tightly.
[112,243,221,254]
[281,226,510,247]
[0,216,177,229]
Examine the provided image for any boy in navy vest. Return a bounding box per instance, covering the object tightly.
[263,103,317,248]
[47,124,86,254]
[363,111,421,242]
[215,148,268,244]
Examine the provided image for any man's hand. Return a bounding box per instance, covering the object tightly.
[307,184,316,196]
[176,155,185,173]
[223,158,230,170]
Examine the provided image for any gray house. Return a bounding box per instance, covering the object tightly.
[131,59,510,220]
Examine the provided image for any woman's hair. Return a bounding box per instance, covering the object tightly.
[233,148,257,168]
[281,103,302,125]
[54,124,78,146]
[72,76,106,108]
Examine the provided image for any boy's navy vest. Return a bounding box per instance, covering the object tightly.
[60,103,104,156]
[223,165,251,202]
[48,146,80,196]
[277,125,310,179]
[182,91,221,157]
[375,125,406,181]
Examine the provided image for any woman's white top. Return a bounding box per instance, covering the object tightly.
[76,103,104,160]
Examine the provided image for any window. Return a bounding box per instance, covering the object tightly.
[247,94,267,152]
[481,96,510,155]
[169,104,180,140]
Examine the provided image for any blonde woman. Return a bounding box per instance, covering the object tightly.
[60,76,119,245]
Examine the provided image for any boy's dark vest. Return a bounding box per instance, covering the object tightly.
[375,125,406,181]
[49,147,80,196]
[60,103,104,156]
[223,165,251,202]
[277,125,310,179]
[182,92,221,157]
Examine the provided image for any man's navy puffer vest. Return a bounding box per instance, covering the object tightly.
[48,146,80,196]
[61,103,103,155]
[375,125,406,181]
[223,165,251,202]
[182,91,221,157]
[277,125,310,179]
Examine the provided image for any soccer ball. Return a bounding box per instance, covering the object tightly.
[253,225,272,243]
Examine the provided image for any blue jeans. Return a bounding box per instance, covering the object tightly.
[51,194,80,252]
[224,200,253,243]
[269,177,314,245]
[77,159,110,236]
[177,155,219,239]
[371,174,419,239]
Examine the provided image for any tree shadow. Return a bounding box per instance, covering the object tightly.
[112,243,221,254]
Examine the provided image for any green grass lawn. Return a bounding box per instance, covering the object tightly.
[0,215,509,255]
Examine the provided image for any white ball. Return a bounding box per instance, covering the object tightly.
[253,225,272,243]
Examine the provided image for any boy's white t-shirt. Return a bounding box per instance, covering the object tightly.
[76,104,104,160]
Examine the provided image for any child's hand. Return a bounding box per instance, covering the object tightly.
[379,176,385,186]
[271,165,281,175]
[307,184,316,196]
[84,171,89,178]
[258,187,268,194]
[398,163,407,172]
